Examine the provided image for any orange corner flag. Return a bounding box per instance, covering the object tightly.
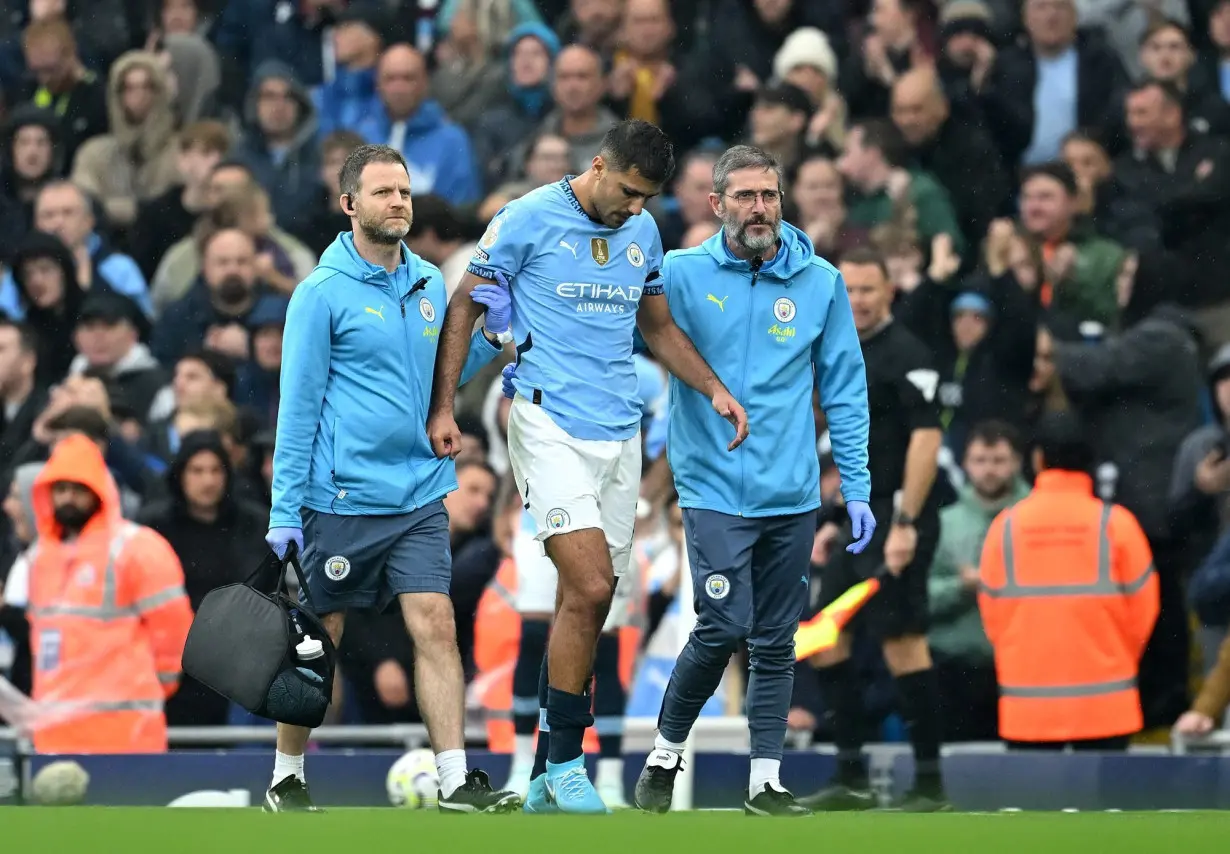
[794,577,882,660]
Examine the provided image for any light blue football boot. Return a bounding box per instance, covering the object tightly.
[523,773,560,814]
[545,756,610,815]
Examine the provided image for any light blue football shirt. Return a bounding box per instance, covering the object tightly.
[467,177,664,442]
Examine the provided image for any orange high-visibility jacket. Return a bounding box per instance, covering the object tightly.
[978,469,1158,743]
[28,434,193,754]
[473,557,520,752]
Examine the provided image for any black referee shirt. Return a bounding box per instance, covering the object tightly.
[861,318,942,510]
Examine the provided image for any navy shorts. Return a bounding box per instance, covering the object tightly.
[300,502,451,615]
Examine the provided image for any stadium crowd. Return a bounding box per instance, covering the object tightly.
[0,0,1228,758]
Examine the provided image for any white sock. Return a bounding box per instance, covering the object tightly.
[653,733,687,754]
[436,749,468,798]
[596,757,624,787]
[513,734,534,769]
[749,758,781,799]
[272,750,304,788]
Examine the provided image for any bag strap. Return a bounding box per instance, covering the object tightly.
[245,542,318,611]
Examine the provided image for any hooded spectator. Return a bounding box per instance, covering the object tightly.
[470,22,560,190]
[9,230,88,385]
[774,26,847,154]
[0,105,64,235]
[138,429,269,726]
[158,32,221,125]
[71,50,181,230]
[234,60,322,234]
[0,320,46,474]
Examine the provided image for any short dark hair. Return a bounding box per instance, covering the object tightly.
[0,319,39,357]
[46,405,110,442]
[839,246,890,279]
[1021,161,1079,196]
[598,119,676,185]
[339,144,409,199]
[1129,77,1185,110]
[966,420,1022,455]
[855,119,909,169]
[1033,411,1094,473]
[1140,17,1189,46]
[179,349,238,396]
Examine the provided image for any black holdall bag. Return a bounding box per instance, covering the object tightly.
[182,543,337,728]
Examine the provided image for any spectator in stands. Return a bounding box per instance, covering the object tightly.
[20,16,107,164]
[234,61,321,235]
[404,195,474,302]
[891,67,1010,245]
[1116,80,1230,346]
[526,44,619,176]
[0,462,40,696]
[431,0,511,131]
[555,0,622,62]
[0,320,46,473]
[656,148,717,251]
[130,119,231,281]
[839,118,966,256]
[749,82,812,181]
[936,1,1033,171]
[8,230,88,384]
[1000,0,1128,165]
[67,292,165,424]
[152,227,290,367]
[155,32,223,128]
[355,43,480,205]
[235,297,286,427]
[1078,0,1189,80]
[1201,0,1230,101]
[1017,161,1124,328]
[159,0,210,37]
[470,23,560,191]
[71,50,180,231]
[928,420,1028,742]
[314,2,390,138]
[605,0,714,153]
[292,130,362,257]
[1175,623,1230,736]
[145,349,235,463]
[0,105,63,236]
[680,221,720,249]
[139,429,269,726]
[842,0,935,120]
[774,27,846,155]
[0,181,151,319]
[979,412,1158,752]
[792,155,865,262]
[1060,130,1159,254]
[1137,19,1230,138]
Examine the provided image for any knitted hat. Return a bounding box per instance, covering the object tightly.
[939,0,993,41]
[772,27,838,81]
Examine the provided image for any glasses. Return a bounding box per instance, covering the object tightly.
[723,190,783,208]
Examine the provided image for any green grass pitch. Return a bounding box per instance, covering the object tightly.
[3,809,1230,853]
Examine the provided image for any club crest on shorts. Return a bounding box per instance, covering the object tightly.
[773,297,796,323]
[591,237,610,266]
[705,574,730,600]
[419,297,435,322]
[545,508,571,530]
[626,243,645,268]
[324,555,351,581]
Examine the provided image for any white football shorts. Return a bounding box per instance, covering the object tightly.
[512,526,636,630]
[506,393,641,586]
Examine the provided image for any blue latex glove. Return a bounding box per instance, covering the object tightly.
[266,527,304,561]
[501,362,517,399]
[846,501,876,554]
[471,270,511,335]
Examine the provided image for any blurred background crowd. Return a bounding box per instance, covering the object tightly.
[0,0,1228,752]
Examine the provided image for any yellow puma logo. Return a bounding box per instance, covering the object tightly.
[365,305,385,321]
[707,294,729,311]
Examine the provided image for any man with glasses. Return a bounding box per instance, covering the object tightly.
[629,145,875,817]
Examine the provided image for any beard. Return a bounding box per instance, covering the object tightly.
[724,209,782,255]
[54,503,95,533]
[215,275,251,305]
[357,207,411,245]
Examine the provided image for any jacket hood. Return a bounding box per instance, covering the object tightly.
[506,22,561,59]
[245,60,319,154]
[318,231,419,282]
[702,221,816,281]
[31,434,122,540]
[106,50,177,159]
[3,104,64,176]
[163,33,221,124]
[1208,344,1230,420]
[10,230,81,315]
